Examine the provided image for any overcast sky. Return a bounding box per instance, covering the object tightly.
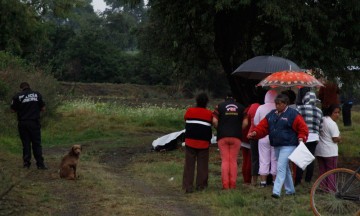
[91,0,109,12]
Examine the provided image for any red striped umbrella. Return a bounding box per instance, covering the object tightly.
[256,70,323,88]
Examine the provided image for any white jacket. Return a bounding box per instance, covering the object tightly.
[254,89,278,126]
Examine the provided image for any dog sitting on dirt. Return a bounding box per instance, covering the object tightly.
[59,144,82,180]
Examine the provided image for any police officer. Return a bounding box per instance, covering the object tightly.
[11,82,47,169]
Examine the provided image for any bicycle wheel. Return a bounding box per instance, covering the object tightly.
[310,168,360,216]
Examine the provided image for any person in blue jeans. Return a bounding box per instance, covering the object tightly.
[248,94,308,198]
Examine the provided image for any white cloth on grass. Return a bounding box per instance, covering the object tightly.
[152,130,185,149]
[153,130,217,149]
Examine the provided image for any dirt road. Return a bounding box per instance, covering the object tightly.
[0,139,212,216]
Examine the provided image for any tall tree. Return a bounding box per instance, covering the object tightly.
[0,0,86,64]
[143,0,360,104]
[0,0,46,56]
[138,0,228,95]
[105,0,146,23]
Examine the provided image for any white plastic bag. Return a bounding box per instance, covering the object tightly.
[288,141,315,170]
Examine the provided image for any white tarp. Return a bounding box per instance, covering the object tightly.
[152,130,217,151]
[152,130,185,149]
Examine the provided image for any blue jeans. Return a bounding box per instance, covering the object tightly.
[273,146,296,196]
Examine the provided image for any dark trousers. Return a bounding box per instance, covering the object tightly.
[241,147,251,184]
[294,141,317,185]
[250,139,259,176]
[18,120,44,167]
[342,103,352,126]
[182,146,209,192]
[317,156,338,191]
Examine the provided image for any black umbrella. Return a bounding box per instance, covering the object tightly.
[232,55,301,79]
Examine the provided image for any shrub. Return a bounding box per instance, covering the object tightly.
[0,51,60,135]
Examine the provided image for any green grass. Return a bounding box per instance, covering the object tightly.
[38,98,184,148]
[338,111,360,157]
[131,148,317,215]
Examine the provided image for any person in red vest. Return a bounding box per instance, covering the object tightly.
[183,93,213,193]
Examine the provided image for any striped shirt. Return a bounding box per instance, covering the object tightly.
[296,92,323,137]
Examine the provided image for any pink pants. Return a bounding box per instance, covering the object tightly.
[258,135,277,176]
[218,137,241,189]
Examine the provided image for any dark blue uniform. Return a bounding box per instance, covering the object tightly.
[11,87,46,169]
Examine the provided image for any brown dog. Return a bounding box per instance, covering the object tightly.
[59,145,82,180]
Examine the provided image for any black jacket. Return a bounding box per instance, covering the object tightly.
[213,98,245,140]
[11,88,45,121]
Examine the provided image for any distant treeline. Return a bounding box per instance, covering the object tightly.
[1,0,360,103]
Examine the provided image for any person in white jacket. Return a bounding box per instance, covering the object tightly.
[253,89,278,187]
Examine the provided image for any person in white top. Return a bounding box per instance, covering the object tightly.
[315,104,342,179]
[253,89,278,187]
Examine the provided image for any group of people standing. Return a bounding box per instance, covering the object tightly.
[183,92,246,192]
[182,86,342,198]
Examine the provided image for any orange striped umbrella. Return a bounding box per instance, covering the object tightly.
[256,70,323,88]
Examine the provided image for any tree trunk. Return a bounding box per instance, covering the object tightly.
[214,10,259,106]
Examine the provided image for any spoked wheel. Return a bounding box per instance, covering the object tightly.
[310,168,360,216]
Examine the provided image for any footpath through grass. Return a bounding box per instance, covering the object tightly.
[0,99,359,216]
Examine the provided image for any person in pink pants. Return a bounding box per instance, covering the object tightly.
[217,138,241,188]
[253,90,278,187]
[213,93,247,189]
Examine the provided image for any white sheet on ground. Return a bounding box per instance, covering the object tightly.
[152,130,185,148]
[152,130,217,148]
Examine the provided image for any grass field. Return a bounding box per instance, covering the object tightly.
[0,97,359,216]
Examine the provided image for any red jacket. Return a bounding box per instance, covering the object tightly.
[250,107,308,146]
